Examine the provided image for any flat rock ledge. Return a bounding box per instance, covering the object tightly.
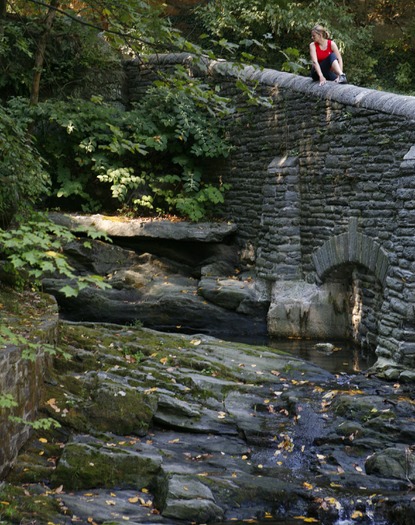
[49,212,237,242]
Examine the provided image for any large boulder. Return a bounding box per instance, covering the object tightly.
[42,228,268,338]
[267,281,350,339]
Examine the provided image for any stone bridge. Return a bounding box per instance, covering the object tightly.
[124,55,415,369]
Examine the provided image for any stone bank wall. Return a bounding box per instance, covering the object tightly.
[124,56,415,368]
[0,294,59,479]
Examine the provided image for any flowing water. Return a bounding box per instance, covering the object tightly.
[210,338,384,525]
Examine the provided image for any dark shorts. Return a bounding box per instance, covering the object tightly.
[311,52,338,81]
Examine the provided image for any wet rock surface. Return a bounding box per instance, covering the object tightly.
[3,322,415,525]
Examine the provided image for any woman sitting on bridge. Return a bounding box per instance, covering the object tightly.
[310,24,347,86]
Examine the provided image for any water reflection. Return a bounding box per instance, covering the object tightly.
[268,338,377,374]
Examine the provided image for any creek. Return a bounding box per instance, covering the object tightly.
[3,321,414,525]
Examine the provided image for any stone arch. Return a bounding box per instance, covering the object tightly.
[312,219,390,286]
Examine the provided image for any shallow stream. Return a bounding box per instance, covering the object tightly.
[268,339,377,375]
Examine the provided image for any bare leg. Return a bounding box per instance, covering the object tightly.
[331,59,344,81]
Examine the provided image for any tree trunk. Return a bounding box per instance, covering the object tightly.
[0,0,6,18]
[0,0,7,43]
[30,0,60,105]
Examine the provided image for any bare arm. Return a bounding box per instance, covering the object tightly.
[309,42,326,85]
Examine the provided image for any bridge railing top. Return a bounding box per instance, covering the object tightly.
[126,54,415,121]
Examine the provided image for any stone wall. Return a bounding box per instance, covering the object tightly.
[0,294,59,479]
[123,56,415,368]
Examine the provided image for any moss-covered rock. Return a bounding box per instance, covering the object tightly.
[84,377,157,435]
[52,440,162,490]
[365,447,415,482]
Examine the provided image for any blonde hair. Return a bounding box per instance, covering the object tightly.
[311,24,329,39]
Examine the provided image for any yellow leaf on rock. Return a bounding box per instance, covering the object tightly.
[303,482,313,490]
[351,511,364,519]
[168,438,180,444]
[39,437,48,443]
[144,387,158,394]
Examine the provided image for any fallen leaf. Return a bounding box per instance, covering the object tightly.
[46,398,61,413]
[303,482,313,490]
[324,497,341,510]
[106,500,116,506]
[168,438,180,444]
[39,437,48,444]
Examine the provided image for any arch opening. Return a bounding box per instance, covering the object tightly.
[321,262,384,354]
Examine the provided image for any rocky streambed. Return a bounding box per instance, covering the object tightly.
[2,322,415,525]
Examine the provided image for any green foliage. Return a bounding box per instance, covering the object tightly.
[8,416,61,430]
[23,68,232,221]
[395,62,414,90]
[0,324,71,361]
[0,393,18,409]
[280,47,310,75]
[0,211,111,296]
[0,100,50,224]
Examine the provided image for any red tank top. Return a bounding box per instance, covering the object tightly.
[315,40,332,62]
